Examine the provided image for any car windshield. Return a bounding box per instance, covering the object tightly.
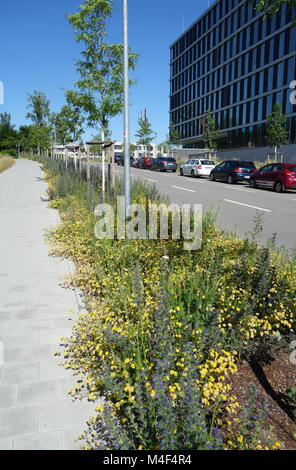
[201,160,215,165]
[289,166,296,172]
[166,158,176,162]
[239,162,256,169]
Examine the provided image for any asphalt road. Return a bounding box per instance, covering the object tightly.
[92,162,296,252]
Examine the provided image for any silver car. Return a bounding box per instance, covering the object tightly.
[180,159,216,177]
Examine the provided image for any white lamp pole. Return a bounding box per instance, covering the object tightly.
[123,0,131,219]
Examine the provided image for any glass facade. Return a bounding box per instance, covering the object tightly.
[169,0,296,149]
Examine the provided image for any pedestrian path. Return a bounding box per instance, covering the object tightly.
[0,159,95,450]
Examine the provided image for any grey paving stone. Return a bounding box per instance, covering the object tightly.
[12,309,39,320]
[23,318,53,332]
[0,438,13,450]
[37,308,72,319]
[0,312,13,321]
[13,431,62,450]
[19,343,59,363]
[2,362,39,385]
[39,399,95,433]
[52,317,75,329]
[3,348,21,365]
[56,376,78,401]
[0,385,18,408]
[0,331,40,348]
[0,335,23,349]
[0,406,39,438]
[0,320,25,335]
[40,327,72,346]
[18,379,58,405]
[0,160,89,449]
[62,424,87,450]
[39,359,72,380]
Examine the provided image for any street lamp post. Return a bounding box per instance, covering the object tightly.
[123,0,131,219]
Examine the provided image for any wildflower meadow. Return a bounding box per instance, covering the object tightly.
[30,155,296,450]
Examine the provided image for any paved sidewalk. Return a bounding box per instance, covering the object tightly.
[0,160,95,450]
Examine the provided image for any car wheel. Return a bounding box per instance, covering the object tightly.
[274,181,284,193]
[191,170,195,178]
[210,172,215,182]
[249,178,257,189]
[180,168,183,176]
[227,174,234,184]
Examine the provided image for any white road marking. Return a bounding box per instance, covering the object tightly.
[224,199,272,212]
[292,199,296,202]
[179,176,205,182]
[172,186,196,193]
[225,186,255,193]
[144,178,158,183]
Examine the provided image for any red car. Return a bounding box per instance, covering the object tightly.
[137,156,154,169]
[249,163,296,193]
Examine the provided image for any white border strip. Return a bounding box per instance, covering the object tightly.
[224,199,272,212]
[172,186,196,193]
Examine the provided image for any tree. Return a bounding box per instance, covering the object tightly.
[53,98,85,145]
[0,113,18,155]
[157,141,169,154]
[18,125,32,153]
[135,112,155,156]
[67,0,138,143]
[26,91,50,127]
[256,0,296,24]
[168,123,181,148]
[203,110,220,150]
[265,103,289,154]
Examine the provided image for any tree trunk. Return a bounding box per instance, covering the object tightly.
[102,127,105,197]
[87,145,90,182]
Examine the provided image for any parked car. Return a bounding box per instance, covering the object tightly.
[150,157,178,172]
[210,160,256,184]
[117,155,135,166]
[114,154,122,164]
[136,156,154,169]
[249,163,296,193]
[180,159,216,177]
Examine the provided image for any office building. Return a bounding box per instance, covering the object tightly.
[169,0,296,150]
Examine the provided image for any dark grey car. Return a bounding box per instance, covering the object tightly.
[210,160,256,184]
[150,157,177,172]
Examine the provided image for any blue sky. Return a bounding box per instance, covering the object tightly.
[0,0,212,145]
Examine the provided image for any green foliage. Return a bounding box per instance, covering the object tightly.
[31,152,296,450]
[19,125,51,153]
[255,0,296,24]
[26,90,50,126]
[135,114,155,147]
[67,0,138,137]
[203,110,220,151]
[237,385,269,449]
[168,123,181,148]
[0,112,18,154]
[265,103,289,151]
[53,97,85,144]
